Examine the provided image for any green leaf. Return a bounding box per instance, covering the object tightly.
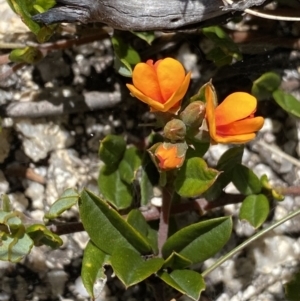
[185,140,210,159]
[163,252,192,270]
[9,47,43,64]
[119,147,142,184]
[273,89,300,118]
[140,158,159,206]
[98,135,126,167]
[26,224,63,248]
[204,146,244,200]
[112,34,141,77]
[252,72,281,100]
[162,217,232,264]
[202,26,242,67]
[110,247,164,288]
[0,230,33,262]
[159,270,205,301]
[285,270,300,301]
[127,209,158,254]
[81,240,109,299]
[175,157,219,197]
[232,164,262,195]
[45,188,79,220]
[131,31,156,45]
[79,190,153,255]
[98,165,133,209]
[239,194,270,228]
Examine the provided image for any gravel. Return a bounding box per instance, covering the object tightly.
[1,0,300,300]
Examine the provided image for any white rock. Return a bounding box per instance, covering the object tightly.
[249,233,296,273]
[47,270,69,296]
[15,118,74,162]
[0,170,9,194]
[25,182,45,209]
[8,192,29,211]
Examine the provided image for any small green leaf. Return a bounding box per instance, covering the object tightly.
[131,31,156,45]
[26,224,63,248]
[112,34,141,77]
[110,247,164,288]
[0,213,33,262]
[140,158,159,206]
[239,194,269,228]
[99,135,126,167]
[81,241,109,299]
[232,164,261,195]
[204,146,244,200]
[162,217,232,264]
[185,140,210,159]
[45,188,79,220]
[202,26,242,67]
[163,252,192,270]
[273,89,300,118]
[9,47,43,64]
[159,270,205,301]
[175,157,219,197]
[0,230,33,262]
[79,190,153,255]
[285,270,300,301]
[98,165,133,209]
[252,72,281,100]
[119,147,142,184]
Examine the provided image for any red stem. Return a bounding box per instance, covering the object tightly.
[157,187,172,257]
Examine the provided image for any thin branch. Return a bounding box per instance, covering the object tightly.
[201,207,300,277]
[257,140,300,168]
[157,187,173,257]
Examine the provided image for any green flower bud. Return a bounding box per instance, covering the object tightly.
[180,101,206,129]
[163,119,186,142]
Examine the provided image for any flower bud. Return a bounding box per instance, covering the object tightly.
[163,119,186,142]
[180,101,206,129]
[154,142,187,171]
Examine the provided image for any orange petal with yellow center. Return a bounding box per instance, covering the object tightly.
[215,92,257,126]
[156,58,186,102]
[132,62,164,102]
[216,116,264,136]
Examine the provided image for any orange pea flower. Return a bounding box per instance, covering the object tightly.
[205,85,264,144]
[126,58,191,113]
[155,143,185,171]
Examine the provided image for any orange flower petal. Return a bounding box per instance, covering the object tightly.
[156,58,186,102]
[126,83,164,111]
[212,133,256,144]
[216,117,264,136]
[205,84,217,141]
[215,92,257,126]
[156,145,184,170]
[162,72,191,112]
[132,62,164,103]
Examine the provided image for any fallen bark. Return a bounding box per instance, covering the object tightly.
[32,0,267,31]
[2,84,122,118]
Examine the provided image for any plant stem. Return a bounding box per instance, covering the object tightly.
[157,187,172,257]
[201,207,300,278]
